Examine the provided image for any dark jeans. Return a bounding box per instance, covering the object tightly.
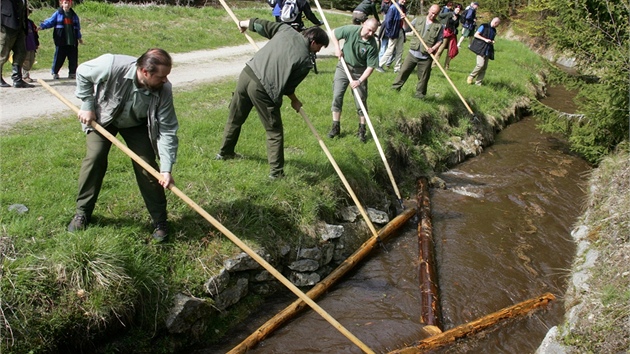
[391,52,434,97]
[219,68,284,176]
[75,123,167,223]
[52,45,78,75]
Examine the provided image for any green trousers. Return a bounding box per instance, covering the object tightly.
[75,123,167,223]
[219,67,284,176]
[391,52,434,97]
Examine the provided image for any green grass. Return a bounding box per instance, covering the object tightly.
[1,3,547,352]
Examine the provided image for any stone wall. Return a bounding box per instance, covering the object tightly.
[165,207,392,337]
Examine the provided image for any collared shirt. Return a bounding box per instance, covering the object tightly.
[76,54,179,172]
[334,25,379,68]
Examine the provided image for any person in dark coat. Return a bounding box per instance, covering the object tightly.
[0,0,34,88]
[467,17,500,86]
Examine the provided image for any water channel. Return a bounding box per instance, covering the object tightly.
[198,86,591,353]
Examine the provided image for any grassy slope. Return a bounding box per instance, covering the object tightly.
[1,3,547,353]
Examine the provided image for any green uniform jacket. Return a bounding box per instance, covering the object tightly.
[408,17,443,54]
[246,18,313,106]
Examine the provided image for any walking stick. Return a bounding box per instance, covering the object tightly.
[38,79,375,354]
[218,0,260,51]
[312,0,405,209]
[390,1,477,120]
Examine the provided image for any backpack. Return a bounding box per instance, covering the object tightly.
[459,9,469,24]
[280,0,300,22]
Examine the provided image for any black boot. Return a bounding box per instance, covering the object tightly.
[12,64,34,88]
[327,121,340,138]
[357,123,367,143]
[0,66,10,88]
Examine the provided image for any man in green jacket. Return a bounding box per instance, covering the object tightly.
[391,4,443,99]
[69,48,179,243]
[327,18,379,143]
[216,18,329,179]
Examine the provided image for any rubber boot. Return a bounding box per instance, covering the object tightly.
[327,121,340,138]
[357,123,367,143]
[0,66,10,88]
[12,64,34,88]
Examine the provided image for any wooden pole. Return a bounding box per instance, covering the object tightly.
[390,1,475,117]
[39,79,375,354]
[298,108,379,238]
[229,207,417,354]
[387,292,557,353]
[417,177,442,334]
[311,0,404,208]
[217,0,259,50]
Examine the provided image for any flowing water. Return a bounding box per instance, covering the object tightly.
[198,86,590,353]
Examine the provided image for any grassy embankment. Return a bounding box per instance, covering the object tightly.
[0,2,546,353]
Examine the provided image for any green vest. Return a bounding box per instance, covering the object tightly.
[408,17,442,53]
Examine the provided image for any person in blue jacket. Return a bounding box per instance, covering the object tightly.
[38,0,83,79]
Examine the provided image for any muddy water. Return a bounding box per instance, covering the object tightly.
[199,86,590,354]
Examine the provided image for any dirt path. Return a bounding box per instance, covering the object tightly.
[0,41,336,131]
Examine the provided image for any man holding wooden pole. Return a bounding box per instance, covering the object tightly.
[68,48,179,242]
[391,4,443,99]
[216,18,329,179]
[326,18,379,143]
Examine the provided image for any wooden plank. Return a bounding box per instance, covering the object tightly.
[229,207,417,354]
[388,292,557,353]
[417,177,442,330]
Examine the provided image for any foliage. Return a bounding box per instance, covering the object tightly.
[520,0,629,164]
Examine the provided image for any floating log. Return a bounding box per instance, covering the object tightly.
[388,292,557,353]
[417,177,442,331]
[228,207,417,354]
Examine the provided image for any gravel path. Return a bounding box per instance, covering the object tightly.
[0,41,336,131]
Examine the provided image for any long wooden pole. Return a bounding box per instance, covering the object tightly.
[387,292,557,353]
[417,177,442,334]
[229,207,417,353]
[390,1,476,117]
[298,108,379,238]
[217,0,259,50]
[39,79,375,354]
[312,0,404,208]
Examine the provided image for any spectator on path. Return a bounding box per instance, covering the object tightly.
[376,0,407,73]
[390,4,443,99]
[352,0,381,25]
[22,8,39,83]
[433,4,461,69]
[68,48,179,243]
[216,18,329,180]
[0,0,33,88]
[326,18,379,143]
[466,17,500,86]
[38,0,83,79]
[457,1,477,47]
[279,0,324,31]
[377,0,393,65]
